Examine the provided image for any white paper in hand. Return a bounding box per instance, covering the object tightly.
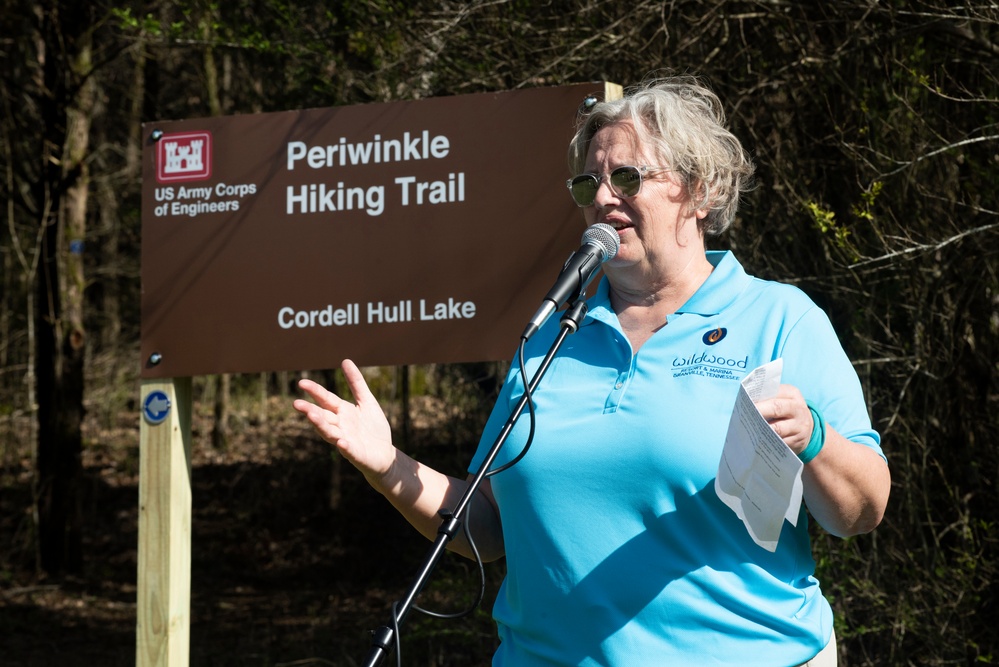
[714,359,804,552]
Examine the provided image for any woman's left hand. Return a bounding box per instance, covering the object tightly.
[753,383,890,537]
[752,384,813,456]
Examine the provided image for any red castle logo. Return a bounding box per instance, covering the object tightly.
[156,131,212,182]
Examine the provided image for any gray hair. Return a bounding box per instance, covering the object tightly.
[568,75,755,236]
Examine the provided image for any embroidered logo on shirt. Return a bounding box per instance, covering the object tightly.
[673,329,748,381]
[702,327,727,345]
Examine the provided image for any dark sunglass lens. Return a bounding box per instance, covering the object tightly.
[569,175,598,205]
[610,167,643,197]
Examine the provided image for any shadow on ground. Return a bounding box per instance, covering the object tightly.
[1,396,501,666]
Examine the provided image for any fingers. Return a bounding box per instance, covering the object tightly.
[292,376,348,446]
[755,384,812,452]
[293,361,370,408]
[292,396,338,441]
[296,377,341,410]
[341,359,375,406]
[756,386,806,419]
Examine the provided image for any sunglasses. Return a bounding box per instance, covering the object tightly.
[566,165,669,207]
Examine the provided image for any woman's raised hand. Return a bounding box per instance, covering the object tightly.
[293,359,397,486]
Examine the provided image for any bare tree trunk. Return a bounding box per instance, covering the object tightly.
[258,372,268,426]
[200,5,230,450]
[0,234,9,372]
[211,373,230,450]
[125,30,145,183]
[202,18,222,117]
[33,0,95,575]
[1,111,42,544]
[399,365,411,446]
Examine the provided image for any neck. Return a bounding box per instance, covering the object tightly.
[605,251,714,352]
[607,250,714,314]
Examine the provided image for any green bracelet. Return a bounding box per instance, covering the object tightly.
[800,400,826,464]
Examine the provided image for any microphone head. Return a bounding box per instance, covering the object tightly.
[581,223,620,262]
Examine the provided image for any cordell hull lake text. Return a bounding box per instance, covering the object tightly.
[278,299,476,329]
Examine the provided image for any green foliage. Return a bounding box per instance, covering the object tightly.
[806,201,847,241]
[110,7,163,36]
[852,181,883,223]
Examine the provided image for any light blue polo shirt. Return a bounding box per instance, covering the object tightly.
[469,251,884,667]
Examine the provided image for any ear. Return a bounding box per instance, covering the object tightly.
[688,180,711,219]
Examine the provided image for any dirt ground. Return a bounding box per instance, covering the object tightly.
[0,394,502,666]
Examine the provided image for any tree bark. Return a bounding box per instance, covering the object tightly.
[33,0,95,575]
[211,374,230,450]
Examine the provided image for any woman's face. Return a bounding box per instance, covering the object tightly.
[582,121,705,274]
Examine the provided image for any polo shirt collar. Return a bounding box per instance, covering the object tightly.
[676,250,751,316]
[587,250,751,325]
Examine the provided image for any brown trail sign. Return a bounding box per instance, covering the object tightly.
[137,82,621,667]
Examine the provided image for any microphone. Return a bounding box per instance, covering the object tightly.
[521,223,619,340]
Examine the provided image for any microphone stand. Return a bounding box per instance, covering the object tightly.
[361,300,590,667]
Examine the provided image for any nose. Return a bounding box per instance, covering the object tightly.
[591,176,621,208]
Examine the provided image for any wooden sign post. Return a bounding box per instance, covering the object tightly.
[137,378,193,667]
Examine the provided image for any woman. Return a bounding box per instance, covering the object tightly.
[294,75,890,666]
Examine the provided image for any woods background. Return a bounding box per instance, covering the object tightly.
[1,1,997,665]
